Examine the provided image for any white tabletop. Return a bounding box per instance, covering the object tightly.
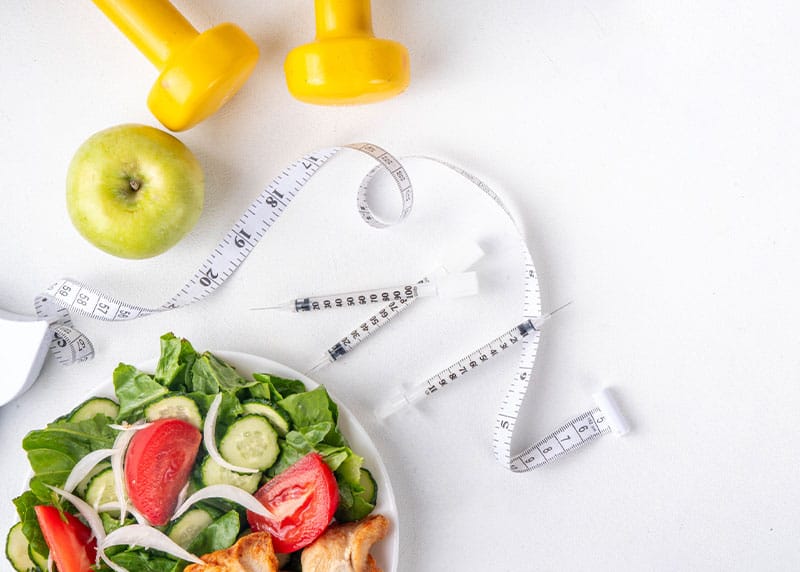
[2,2,800,571]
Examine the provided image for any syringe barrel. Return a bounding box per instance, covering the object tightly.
[301,285,415,311]
[375,381,430,420]
[375,392,409,420]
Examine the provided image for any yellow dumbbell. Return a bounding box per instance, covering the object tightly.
[284,0,410,105]
[92,0,259,131]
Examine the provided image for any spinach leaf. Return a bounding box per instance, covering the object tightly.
[114,363,168,420]
[186,510,240,558]
[14,416,119,559]
[13,491,47,557]
[107,551,178,572]
[100,512,136,534]
[22,416,117,493]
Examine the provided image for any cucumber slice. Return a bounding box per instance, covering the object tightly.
[69,397,120,422]
[6,522,35,572]
[144,395,203,428]
[168,508,214,549]
[359,468,378,505]
[76,461,111,496]
[219,414,279,471]
[336,468,378,522]
[241,399,290,436]
[84,467,117,507]
[200,457,261,494]
[28,545,47,572]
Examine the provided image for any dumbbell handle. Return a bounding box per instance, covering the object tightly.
[315,0,373,40]
[92,0,198,69]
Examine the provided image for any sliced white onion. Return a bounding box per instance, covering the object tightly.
[63,448,115,493]
[176,481,190,511]
[46,552,53,572]
[101,524,203,565]
[46,485,106,546]
[110,425,142,525]
[172,484,276,521]
[203,393,259,474]
[96,502,149,526]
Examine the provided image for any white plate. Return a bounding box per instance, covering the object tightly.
[62,351,399,571]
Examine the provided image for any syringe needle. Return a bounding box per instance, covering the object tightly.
[531,300,573,329]
[249,303,290,311]
[305,356,331,376]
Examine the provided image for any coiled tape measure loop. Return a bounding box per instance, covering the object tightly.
[33,143,628,472]
[390,156,629,471]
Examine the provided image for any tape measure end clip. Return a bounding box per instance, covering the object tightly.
[593,387,631,437]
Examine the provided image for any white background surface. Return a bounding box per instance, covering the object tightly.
[1,1,799,571]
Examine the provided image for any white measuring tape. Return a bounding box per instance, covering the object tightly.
[33,143,628,472]
[34,143,407,364]
[372,156,630,471]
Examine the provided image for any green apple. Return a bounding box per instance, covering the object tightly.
[66,124,205,259]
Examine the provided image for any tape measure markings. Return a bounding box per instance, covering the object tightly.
[395,157,622,472]
[33,143,624,473]
[510,408,612,471]
[35,144,410,364]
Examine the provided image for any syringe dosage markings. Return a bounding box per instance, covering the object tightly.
[418,321,534,398]
[288,285,416,312]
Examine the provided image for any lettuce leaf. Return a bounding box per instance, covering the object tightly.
[155,333,198,390]
[185,391,243,428]
[190,352,256,394]
[278,386,337,435]
[271,385,372,521]
[251,373,306,401]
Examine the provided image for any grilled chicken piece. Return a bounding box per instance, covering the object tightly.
[301,514,390,572]
[184,531,279,572]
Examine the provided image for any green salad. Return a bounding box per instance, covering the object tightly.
[7,333,378,572]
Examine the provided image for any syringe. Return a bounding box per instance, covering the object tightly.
[252,272,479,313]
[306,242,485,374]
[375,301,573,419]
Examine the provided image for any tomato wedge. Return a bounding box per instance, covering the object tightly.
[35,505,96,572]
[124,418,201,526]
[247,452,339,553]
